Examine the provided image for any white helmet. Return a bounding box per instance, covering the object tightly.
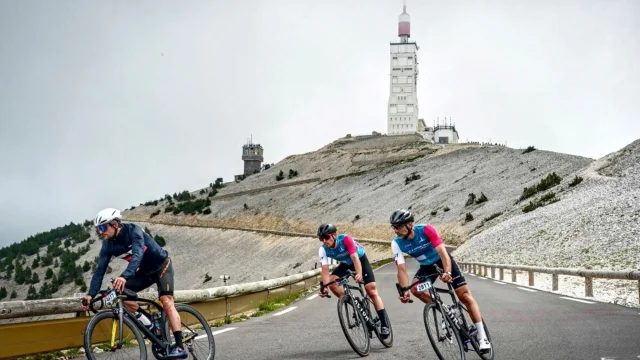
[94,208,122,226]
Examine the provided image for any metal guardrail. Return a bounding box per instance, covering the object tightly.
[459,261,640,302]
[0,268,331,359]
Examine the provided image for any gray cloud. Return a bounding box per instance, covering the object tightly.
[1,0,638,247]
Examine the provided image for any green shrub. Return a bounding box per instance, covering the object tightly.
[154,234,166,247]
[203,208,212,215]
[483,212,503,222]
[465,193,476,206]
[522,146,536,154]
[443,206,450,212]
[276,170,284,181]
[475,192,488,204]
[465,213,474,222]
[203,273,212,283]
[569,175,583,187]
[430,210,437,216]
[150,210,160,218]
[405,172,421,185]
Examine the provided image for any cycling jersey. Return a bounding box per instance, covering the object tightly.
[88,223,168,297]
[391,224,443,266]
[319,234,365,266]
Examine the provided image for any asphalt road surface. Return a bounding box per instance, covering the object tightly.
[82,260,640,359]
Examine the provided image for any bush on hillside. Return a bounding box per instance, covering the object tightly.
[465,193,476,206]
[522,146,536,154]
[475,192,488,204]
[569,175,583,187]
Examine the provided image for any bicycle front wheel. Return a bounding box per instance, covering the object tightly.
[460,305,494,360]
[83,311,147,360]
[337,296,370,357]
[423,302,465,360]
[363,297,393,348]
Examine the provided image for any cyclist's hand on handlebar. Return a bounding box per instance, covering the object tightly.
[81,295,92,311]
[399,290,411,303]
[354,273,363,283]
[113,276,127,292]
[440,272,453,283]
[318,289,329,298]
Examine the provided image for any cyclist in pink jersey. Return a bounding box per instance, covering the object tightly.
[317,223,390,338]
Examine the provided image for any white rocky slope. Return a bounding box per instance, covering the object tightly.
[126,137,593,246]
[455,139,640,307]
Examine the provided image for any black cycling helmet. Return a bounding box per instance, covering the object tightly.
[390,209,414,224]
[317,223,337,237]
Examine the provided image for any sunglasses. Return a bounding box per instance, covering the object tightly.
[96,224,109,233]
[391,224,406,230]
[319,235,331,242]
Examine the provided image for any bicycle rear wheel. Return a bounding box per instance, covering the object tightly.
[83,311,147,360]
[460,305,494,360]
[363,297,393,348]
[337,295,370,357]
[423,302,465,360]
[155,304,216,360]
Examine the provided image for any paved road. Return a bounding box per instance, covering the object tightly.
[210,261,640,360]
[81,261,640,359]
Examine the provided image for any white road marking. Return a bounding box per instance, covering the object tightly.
[306,294,319,300]
[517,287,538,292]
[273,306,298,316]
[560,296,595,304]
[469,274,476,277]
[196,327,237,339]
[477,277,486,280]
[493,281,506,285]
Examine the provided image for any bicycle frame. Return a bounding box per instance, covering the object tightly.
[89,289,173,352]
[396,268,477,349]
[321,270,377,330]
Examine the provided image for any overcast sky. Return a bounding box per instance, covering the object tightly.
[0,0,638,248]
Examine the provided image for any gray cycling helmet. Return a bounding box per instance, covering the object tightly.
[317,223,337,237]
[390,209,414,224]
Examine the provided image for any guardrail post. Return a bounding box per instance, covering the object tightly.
[499,268,504,281]
[490,267,495,279]
[528,271,534,286]
[638,281,639,305]
[511,269,516,282]
[225,297,231,317]
[483,266,488,277]
[585,277,593,297]
[552,274,559,291]
[472,264,476,274]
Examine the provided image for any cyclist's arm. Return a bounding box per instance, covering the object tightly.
[120,226,145,279]
[426,224,451,274]
[391,240,409,288]
[343,236,363,278]
[88,253,110,297]
[318,247,331,288]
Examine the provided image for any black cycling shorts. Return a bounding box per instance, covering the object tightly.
[331,254,376,285]
[126,257,175,297]
[413,256,467,290]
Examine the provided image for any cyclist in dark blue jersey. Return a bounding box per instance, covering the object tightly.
[82,208,187,359]
[390,209,491,352]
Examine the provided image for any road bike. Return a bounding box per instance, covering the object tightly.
[321,269,393,357]
[396,265,494,360]
[82,279,215,359]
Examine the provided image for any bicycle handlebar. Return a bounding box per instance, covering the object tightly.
[395,264,446,303]
[319,269,359,299]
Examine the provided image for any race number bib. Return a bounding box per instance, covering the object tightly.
[104,289,117,306]
[416,281,432,293]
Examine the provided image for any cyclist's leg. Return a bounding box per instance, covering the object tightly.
[410,265,437,303]
[155,259,181,332]
[124,274,155,313]
[360,255,383,310]
[328,262,349,297]
[449,257,481,322]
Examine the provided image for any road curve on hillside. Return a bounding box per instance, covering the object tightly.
[208,261,640,360]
